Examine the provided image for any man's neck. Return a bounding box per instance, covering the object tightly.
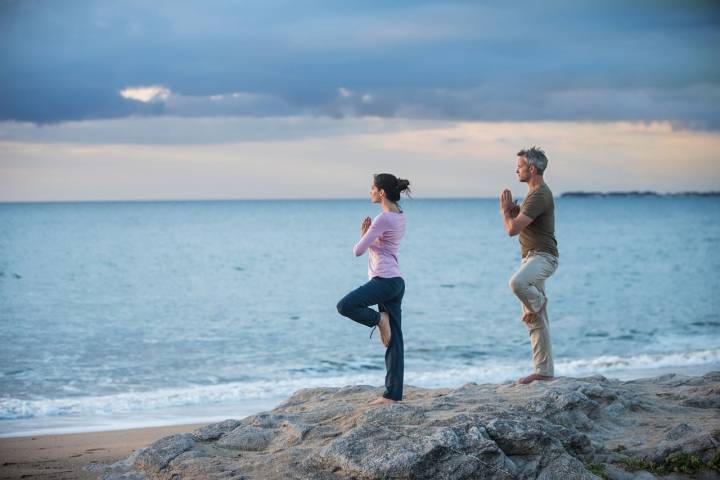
[527,175,545,191]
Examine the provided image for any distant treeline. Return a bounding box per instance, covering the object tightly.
[560,191,720,198]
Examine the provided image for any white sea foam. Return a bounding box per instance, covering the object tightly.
[407,348,720,387]
[2,348,717,425]
[556,348,720,374]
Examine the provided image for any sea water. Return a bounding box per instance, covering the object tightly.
[1,197,718,436]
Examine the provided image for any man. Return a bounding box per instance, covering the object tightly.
[499,147,559,384]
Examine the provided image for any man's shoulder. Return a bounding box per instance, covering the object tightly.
[538,183,553,196]
[532,184,554,204]
[526,184,553,200]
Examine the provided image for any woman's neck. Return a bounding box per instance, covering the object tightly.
[381,199,401,213]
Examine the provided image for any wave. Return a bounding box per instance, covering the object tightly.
[0,373,382,421]
[1,348,718,422]
[556,348,720,375]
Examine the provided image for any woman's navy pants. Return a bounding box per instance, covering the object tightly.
[336,276,405,401]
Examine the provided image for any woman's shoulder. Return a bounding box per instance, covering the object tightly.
[374,211,403,224]
[378,210,404,218]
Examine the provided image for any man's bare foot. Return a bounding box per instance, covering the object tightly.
[378,312,392,347]
[522,311,536,325]
[369,397,398,405]
[517,373,554,384]
[522,297,548,325]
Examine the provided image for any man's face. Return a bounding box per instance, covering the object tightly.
[516,156,532,183]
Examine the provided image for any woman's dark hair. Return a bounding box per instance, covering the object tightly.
[374,173,411,202]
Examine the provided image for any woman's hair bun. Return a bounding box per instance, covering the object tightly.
[396,178,411,193]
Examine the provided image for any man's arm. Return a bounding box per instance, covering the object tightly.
[502,210,533,236]
[499,189,533,236]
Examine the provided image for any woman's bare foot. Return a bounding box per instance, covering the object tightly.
[517,373,554,384]
[369,396,398,405]
[378,312,392,347]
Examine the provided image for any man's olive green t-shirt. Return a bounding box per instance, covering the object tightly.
[519,183,559,258]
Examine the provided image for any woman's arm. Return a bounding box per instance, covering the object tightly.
[360,217,371,237]
[353,214,386,256]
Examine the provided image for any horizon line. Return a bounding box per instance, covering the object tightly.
[1,190,719,205]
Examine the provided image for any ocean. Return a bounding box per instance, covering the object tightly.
[1,197,718,437]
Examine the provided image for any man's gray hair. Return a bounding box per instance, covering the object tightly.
[517,147,548,175]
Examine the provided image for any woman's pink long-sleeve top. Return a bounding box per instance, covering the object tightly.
[353,211,405,279]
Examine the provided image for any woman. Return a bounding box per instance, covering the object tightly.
[336,173,410,405]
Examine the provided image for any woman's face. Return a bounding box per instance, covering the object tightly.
[370,183,383,203]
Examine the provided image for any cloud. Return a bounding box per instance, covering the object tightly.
[2,118,719,202]
[0,116,445,145]
[120,86,171,103]
[1,0,718,127]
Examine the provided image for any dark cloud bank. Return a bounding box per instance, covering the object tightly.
[1,0,719,128]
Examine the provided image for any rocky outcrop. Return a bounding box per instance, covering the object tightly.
[93,372,720,479]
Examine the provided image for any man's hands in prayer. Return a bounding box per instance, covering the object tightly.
[500,189,520,218]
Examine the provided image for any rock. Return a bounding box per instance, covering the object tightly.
[664,423,694,441]
[603,464,656,480]
[681,384,720,409]
[217,425,275,451]
[536,454,599,480]
[94,372,720,480]
[192,419,242,441]
[132,433,195,475]
[86,447,149,480]
[311,417,514,479]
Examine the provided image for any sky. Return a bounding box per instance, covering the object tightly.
[1,0,719,201]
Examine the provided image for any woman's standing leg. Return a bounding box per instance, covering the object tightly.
[380,278,405,400]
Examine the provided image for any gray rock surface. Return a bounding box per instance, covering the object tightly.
[92,372,720,479]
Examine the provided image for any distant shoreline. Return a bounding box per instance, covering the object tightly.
[560,190,720,198]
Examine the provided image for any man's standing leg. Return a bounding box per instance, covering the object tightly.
[524,276,554,377]
[509,252,558,381]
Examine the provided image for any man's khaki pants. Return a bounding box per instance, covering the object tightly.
[509,251,558,376]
